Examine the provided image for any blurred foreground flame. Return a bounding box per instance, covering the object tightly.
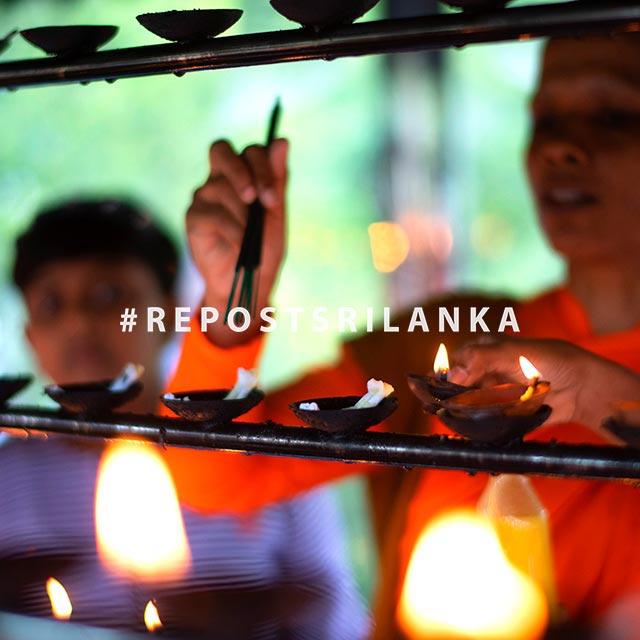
[95,441,191,581]
[397,509,548,640]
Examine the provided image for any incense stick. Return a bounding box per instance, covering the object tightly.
[225,99,282,323]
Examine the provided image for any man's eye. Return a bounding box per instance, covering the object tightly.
[533,114,557,133]
[88,283,123,311]
[34,294,61,321]
[596,109,638,129]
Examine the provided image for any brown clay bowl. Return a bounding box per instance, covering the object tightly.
[136,9,243,43]
[442,382,550,420]
[290,395,398,433]
[0,376,32,407]
[441,0,511,10]
[20,25,118,56]
[269,0,380,29]
[161,389,264,425]
[438,404,552,445]
[45,379,142,415]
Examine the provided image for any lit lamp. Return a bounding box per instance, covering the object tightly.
[144,600,163,633]
[397,509,548,640]
[46,577,72,621]
[407,344,471,411]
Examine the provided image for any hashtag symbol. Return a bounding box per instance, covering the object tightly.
[120,308,137,332]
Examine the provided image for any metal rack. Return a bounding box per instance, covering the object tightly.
[1,1,640,90]
[1,407,639,481]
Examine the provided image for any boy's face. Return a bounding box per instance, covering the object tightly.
[23,257,171,385]
[527,35,640,263]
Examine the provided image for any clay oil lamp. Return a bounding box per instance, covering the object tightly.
[602,401,640,449]
[269,0,380,30]
[407,343,473,413]
[161,367,264,427]
[440,0,512,11]
[20,25,118,56]
[45,363,143,416]
[0,375,32,407]
[290,378,398,434]
[136,9,243,43]
[437,356,551,445]
[0,30,17,56]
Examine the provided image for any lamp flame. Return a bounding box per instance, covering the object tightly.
[433,343,450,378]
[46,577,72,620]
[144,600,163,632]
[95,441,191,581]
[519,356,540,383]
[397,509,548,640]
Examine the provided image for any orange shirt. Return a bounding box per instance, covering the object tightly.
[400,288,640,622]
[160,314,374,513]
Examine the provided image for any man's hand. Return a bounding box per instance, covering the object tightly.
[449,336,640,439]
[187,139,289,347]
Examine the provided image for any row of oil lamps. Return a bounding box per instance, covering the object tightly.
[0,0,519,59]
[1,343,638,446]
[0,345,553,445]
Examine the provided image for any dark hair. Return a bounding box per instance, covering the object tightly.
[13,198,178,295]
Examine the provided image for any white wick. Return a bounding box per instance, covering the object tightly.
[224,368,259,400]
[108,363,144,392]
[352,378,394,409]
[299,402,320,411]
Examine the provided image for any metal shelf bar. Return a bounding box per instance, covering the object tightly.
[1,1,640,90]
[2,407,639,481]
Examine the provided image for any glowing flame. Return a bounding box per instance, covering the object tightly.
[397,509,548,640]
[368,222,410,273]
[144,600,163,632]
[433,343,450,377]
[95,441,191,581]
[46,577,72,620]
[519,356,541,383]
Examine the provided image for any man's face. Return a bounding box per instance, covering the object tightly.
[527,36,640,262]
[24,258,170,385]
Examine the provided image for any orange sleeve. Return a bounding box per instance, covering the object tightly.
[159,313,380,514]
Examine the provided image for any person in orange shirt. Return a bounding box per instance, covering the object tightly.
[376,34,640,638]
[170,30,640,638]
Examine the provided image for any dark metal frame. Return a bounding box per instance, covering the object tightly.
[1,408,638,481]
[1,1,640,90]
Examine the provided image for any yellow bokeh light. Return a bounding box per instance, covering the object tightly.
[368,221,410,273]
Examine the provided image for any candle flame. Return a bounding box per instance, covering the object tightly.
[95,441,191,581]
[397,509,548,640]
[46,577,72,620]
[519,356,540,383]
[433,343,450,377]
[144,600,163,632]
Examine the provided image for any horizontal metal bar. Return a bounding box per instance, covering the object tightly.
[1,407,639,481]
[1,1,640,90]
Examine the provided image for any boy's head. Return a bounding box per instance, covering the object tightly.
[13,199,178,387]
[527,33,640,264]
